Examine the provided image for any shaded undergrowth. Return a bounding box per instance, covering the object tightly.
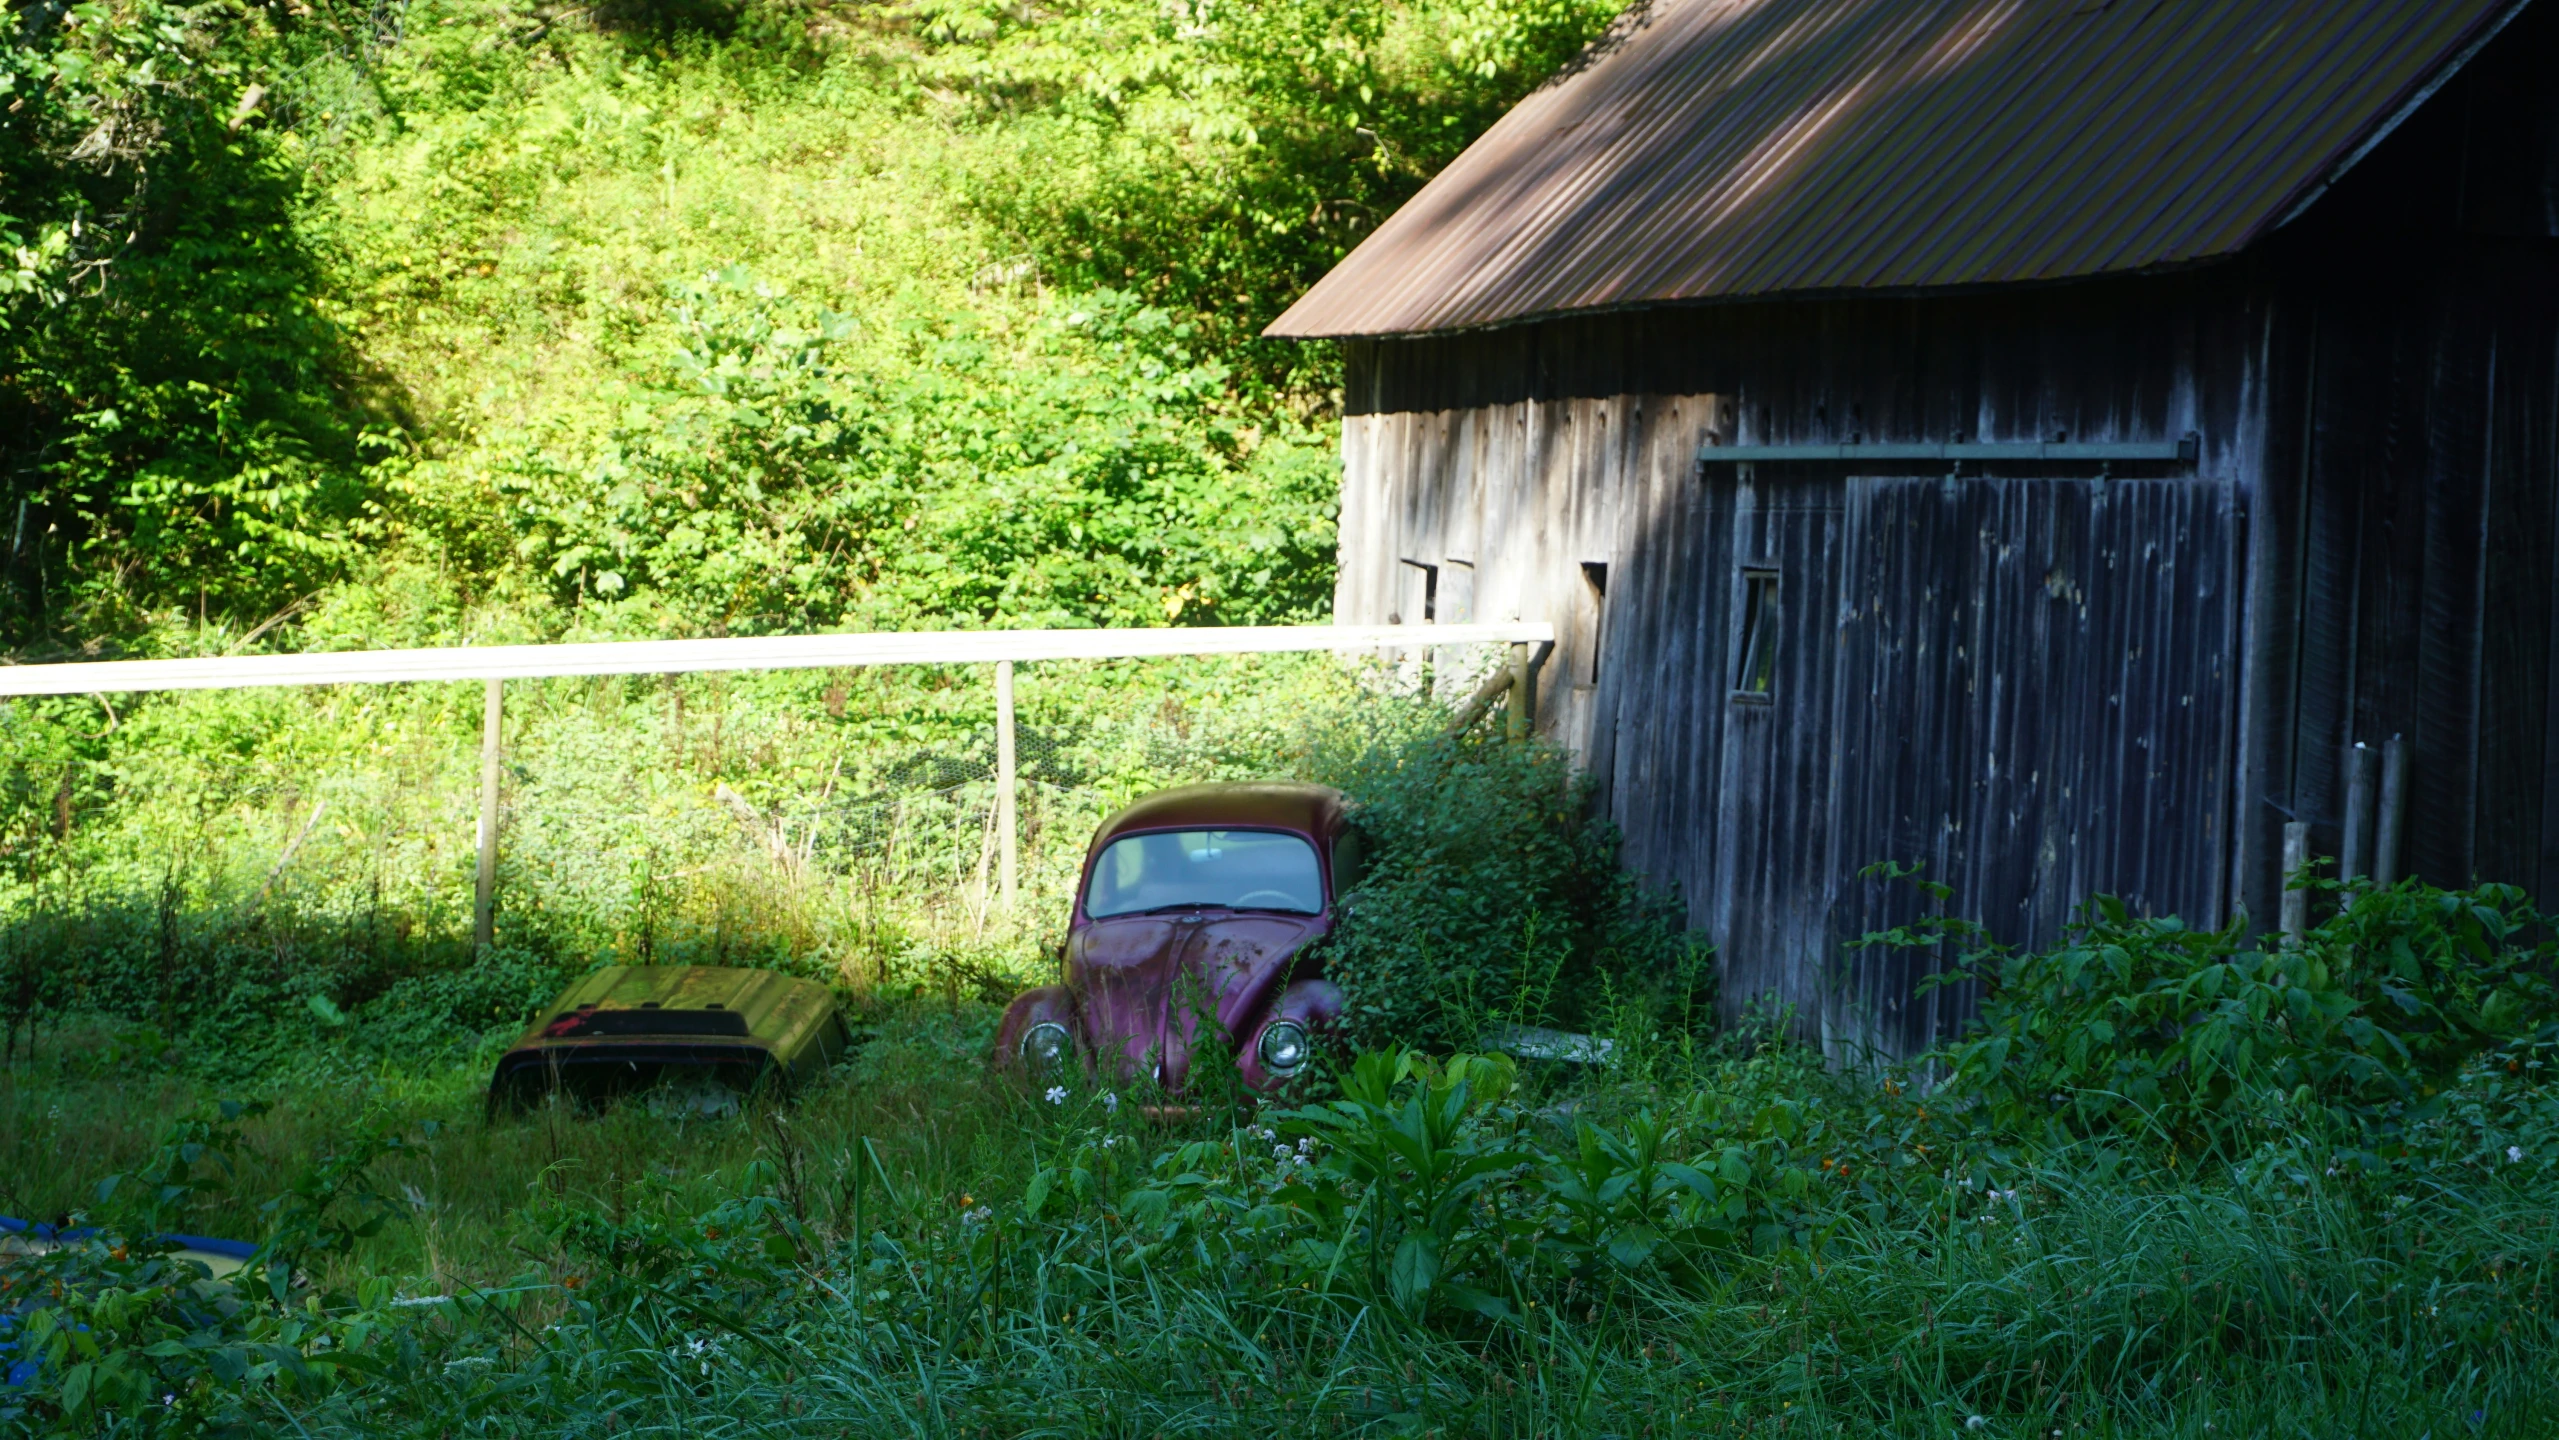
[5,1001,2557,1438]
[7,863,2559,1436]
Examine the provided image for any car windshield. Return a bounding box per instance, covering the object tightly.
[1084,829,1324,917]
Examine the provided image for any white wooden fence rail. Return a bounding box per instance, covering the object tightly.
[0,622,1555,945]
[0,623,1551,695]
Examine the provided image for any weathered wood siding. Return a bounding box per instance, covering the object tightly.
[2233,14,2559,930]
[1337,274,2260,1050]
[1822,476,2244,1054]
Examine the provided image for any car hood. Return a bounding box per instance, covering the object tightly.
[1067,910,1327,1090]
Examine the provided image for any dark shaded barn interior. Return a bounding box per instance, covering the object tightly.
[1272,0,2559,1056]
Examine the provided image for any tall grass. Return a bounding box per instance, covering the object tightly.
[7,698,2557,1436]
[1,644,1482,1085]
[7,1006,2555,1437]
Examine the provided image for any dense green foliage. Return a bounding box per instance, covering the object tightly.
[2,0,1616,641]
[8,931,2559,1435]
[1,0,391,634]
[1310,722,1706,1048]
[1877,866,2559,1172]
[0,648,1695,1092]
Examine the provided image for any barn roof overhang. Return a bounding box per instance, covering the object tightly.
[1266,0,2534,342]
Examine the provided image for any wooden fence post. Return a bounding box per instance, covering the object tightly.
[996,659,1017,910]
[475,677,502,951]
[2341,742,2375,883]
[2375,735,2408,887]
[2279,820,2310,944]
[1506,642,1531,743]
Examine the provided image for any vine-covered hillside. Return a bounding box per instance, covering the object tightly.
[1,0,1616,650]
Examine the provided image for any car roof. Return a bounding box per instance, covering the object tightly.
[531,965,836,1046]
[1090,782,1345,848]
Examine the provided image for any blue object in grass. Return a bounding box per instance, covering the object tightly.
[3,1217,255,1396]
[0,1214,258,1261]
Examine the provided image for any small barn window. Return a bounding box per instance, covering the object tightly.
[1733,570,1778,700]
[1397,558,1439,623]
[1579,561,1609,684]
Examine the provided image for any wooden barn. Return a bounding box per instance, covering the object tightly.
[1266,0,2559,1056]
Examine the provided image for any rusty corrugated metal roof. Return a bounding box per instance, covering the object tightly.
[1266,0,2528,339]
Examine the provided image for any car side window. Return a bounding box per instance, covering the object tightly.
[1331,825,1366,897]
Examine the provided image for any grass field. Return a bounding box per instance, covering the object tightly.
[5,694,2557,1437]
[7,987,2558,1438]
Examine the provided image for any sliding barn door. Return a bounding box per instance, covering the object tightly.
[1824,475,2244,1057]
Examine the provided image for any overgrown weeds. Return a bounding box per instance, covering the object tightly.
[8,963,2559,1436]
[6,734,2559,1435]
[1887,862,2559,1173]
[1305,716,1708,1050]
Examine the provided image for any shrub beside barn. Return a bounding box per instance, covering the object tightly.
[1269,0,2559,1057]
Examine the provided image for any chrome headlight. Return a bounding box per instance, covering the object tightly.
[1257,1020,1311,1077]
[1020,1021,1072,1070]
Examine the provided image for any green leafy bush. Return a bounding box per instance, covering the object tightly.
[1312,724,1707,1049]
[1269,1050,1835,1319]
[1919,873,2559,1162]
[2,1100,426,1435]
[992,1047,1842,1331]
[2,0,394,635]
[478,271,1335,631]
[916,0,1621,389]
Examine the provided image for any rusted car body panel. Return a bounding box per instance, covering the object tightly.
[488,965,849,1111]
[996,782,1352,1095]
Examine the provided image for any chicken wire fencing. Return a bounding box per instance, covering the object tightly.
[0,639,1529,1017]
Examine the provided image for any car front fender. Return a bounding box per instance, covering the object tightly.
[993,985,1078,1074]
[1237,977,1346,1092]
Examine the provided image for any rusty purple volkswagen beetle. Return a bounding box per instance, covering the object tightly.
[995,782,1361,1095]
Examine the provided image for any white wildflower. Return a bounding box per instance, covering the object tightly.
[1988,1187,2018,1203]
[1297,1137,1314,1157]
[1102,1134,1121,1150]
[1274,1145,1292,1163]
[1103,1092,1119,1113]
[1966,1417,1987,1432]
[2509,1145,2525,1163]
[1045,1086,1068,1106]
